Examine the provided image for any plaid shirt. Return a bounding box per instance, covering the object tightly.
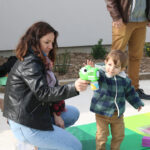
[90,67,144,117]
[51,100,65,116]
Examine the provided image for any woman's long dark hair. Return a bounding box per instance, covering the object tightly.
[16,21,58,64]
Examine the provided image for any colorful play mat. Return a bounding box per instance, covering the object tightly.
[67,113,150,150]
[0,77,7,86]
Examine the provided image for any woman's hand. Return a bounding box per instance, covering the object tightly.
[75,78,89,92]
[53,113,65,128]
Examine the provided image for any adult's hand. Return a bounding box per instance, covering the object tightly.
[53,113,65,128]
[112,18,124,28]
[75,78,89,92]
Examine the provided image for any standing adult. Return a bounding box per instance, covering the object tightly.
[105,0,150,99]
[3,21,89,150]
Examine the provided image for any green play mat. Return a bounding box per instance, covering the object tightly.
[67,113,150,150]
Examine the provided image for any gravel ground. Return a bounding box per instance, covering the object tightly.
[55,53,150,80]
[1,53,150,80]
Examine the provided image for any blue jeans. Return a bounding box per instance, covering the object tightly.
[9,105,82,150]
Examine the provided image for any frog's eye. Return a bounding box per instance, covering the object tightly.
[80,67,87,74]
[84,69,87,72]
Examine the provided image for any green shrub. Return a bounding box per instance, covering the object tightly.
[54,50,71,75]
[91,39,107,59]
[144,42,150,57]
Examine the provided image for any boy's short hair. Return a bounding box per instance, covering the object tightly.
[105,50,128,69]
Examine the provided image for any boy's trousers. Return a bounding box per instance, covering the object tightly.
[112,22,147,89]
[95,112,124,150]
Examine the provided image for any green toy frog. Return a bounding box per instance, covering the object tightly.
[79,65,99,90]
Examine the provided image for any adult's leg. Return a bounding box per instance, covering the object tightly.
[9,120,82,150]
[128,22,147,89]
[110,113,124,150]
[61,105,80,128]
[112,23,133,51]
[95,114,110,150]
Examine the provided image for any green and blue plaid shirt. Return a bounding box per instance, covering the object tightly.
[90,66,144,117]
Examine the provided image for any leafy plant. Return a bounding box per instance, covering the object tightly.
[144,42,150,57]
[91,39,107,59]
[54,50,71,75]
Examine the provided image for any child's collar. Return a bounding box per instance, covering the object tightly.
[95,64,127,78]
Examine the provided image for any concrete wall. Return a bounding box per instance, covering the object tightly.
[0,0,150,51]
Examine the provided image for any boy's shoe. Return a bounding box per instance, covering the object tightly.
[136,88,150,100]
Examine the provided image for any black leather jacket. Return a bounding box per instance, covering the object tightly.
[3,49,79,130]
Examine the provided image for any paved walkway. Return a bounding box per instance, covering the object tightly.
[0,80,150,150]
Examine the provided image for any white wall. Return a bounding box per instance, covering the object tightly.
[0,0,150,50]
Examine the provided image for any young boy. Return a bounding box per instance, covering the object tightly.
[90,50,144,150]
